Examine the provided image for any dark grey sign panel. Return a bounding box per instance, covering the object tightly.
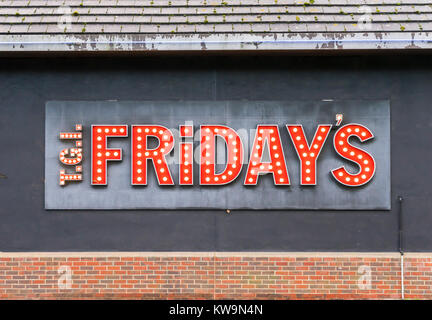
[45,100,390,210]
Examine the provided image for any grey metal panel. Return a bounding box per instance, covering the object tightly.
[45,100,390,210]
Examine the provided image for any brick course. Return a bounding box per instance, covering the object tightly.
[0,253,430,300]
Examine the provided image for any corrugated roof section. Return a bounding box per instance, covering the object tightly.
[0,0,431,52]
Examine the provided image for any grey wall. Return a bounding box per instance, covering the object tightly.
[0,55,430,252]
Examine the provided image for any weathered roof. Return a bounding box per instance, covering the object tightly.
[0,0,431,52]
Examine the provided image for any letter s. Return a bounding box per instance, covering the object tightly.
[331,124,376,187]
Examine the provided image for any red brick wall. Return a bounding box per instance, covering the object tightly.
[0,253,430,300]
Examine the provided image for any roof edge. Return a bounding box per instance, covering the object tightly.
[1,33,431,53]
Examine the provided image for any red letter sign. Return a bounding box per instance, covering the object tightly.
[132,125,175,185]
[332,124,376,187]
[287,124,331,185]
[91,125,128,185]
[179,125,194,185]
[244,125,289,185]
[200,125,243,185]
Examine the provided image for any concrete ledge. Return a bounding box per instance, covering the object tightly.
[0,251,421,258]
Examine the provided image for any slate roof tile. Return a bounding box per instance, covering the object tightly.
[0,0,431,51]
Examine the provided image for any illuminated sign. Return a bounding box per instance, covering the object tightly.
[58,119,376,188]
[45,100,390,210]
[58,124,83,185]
